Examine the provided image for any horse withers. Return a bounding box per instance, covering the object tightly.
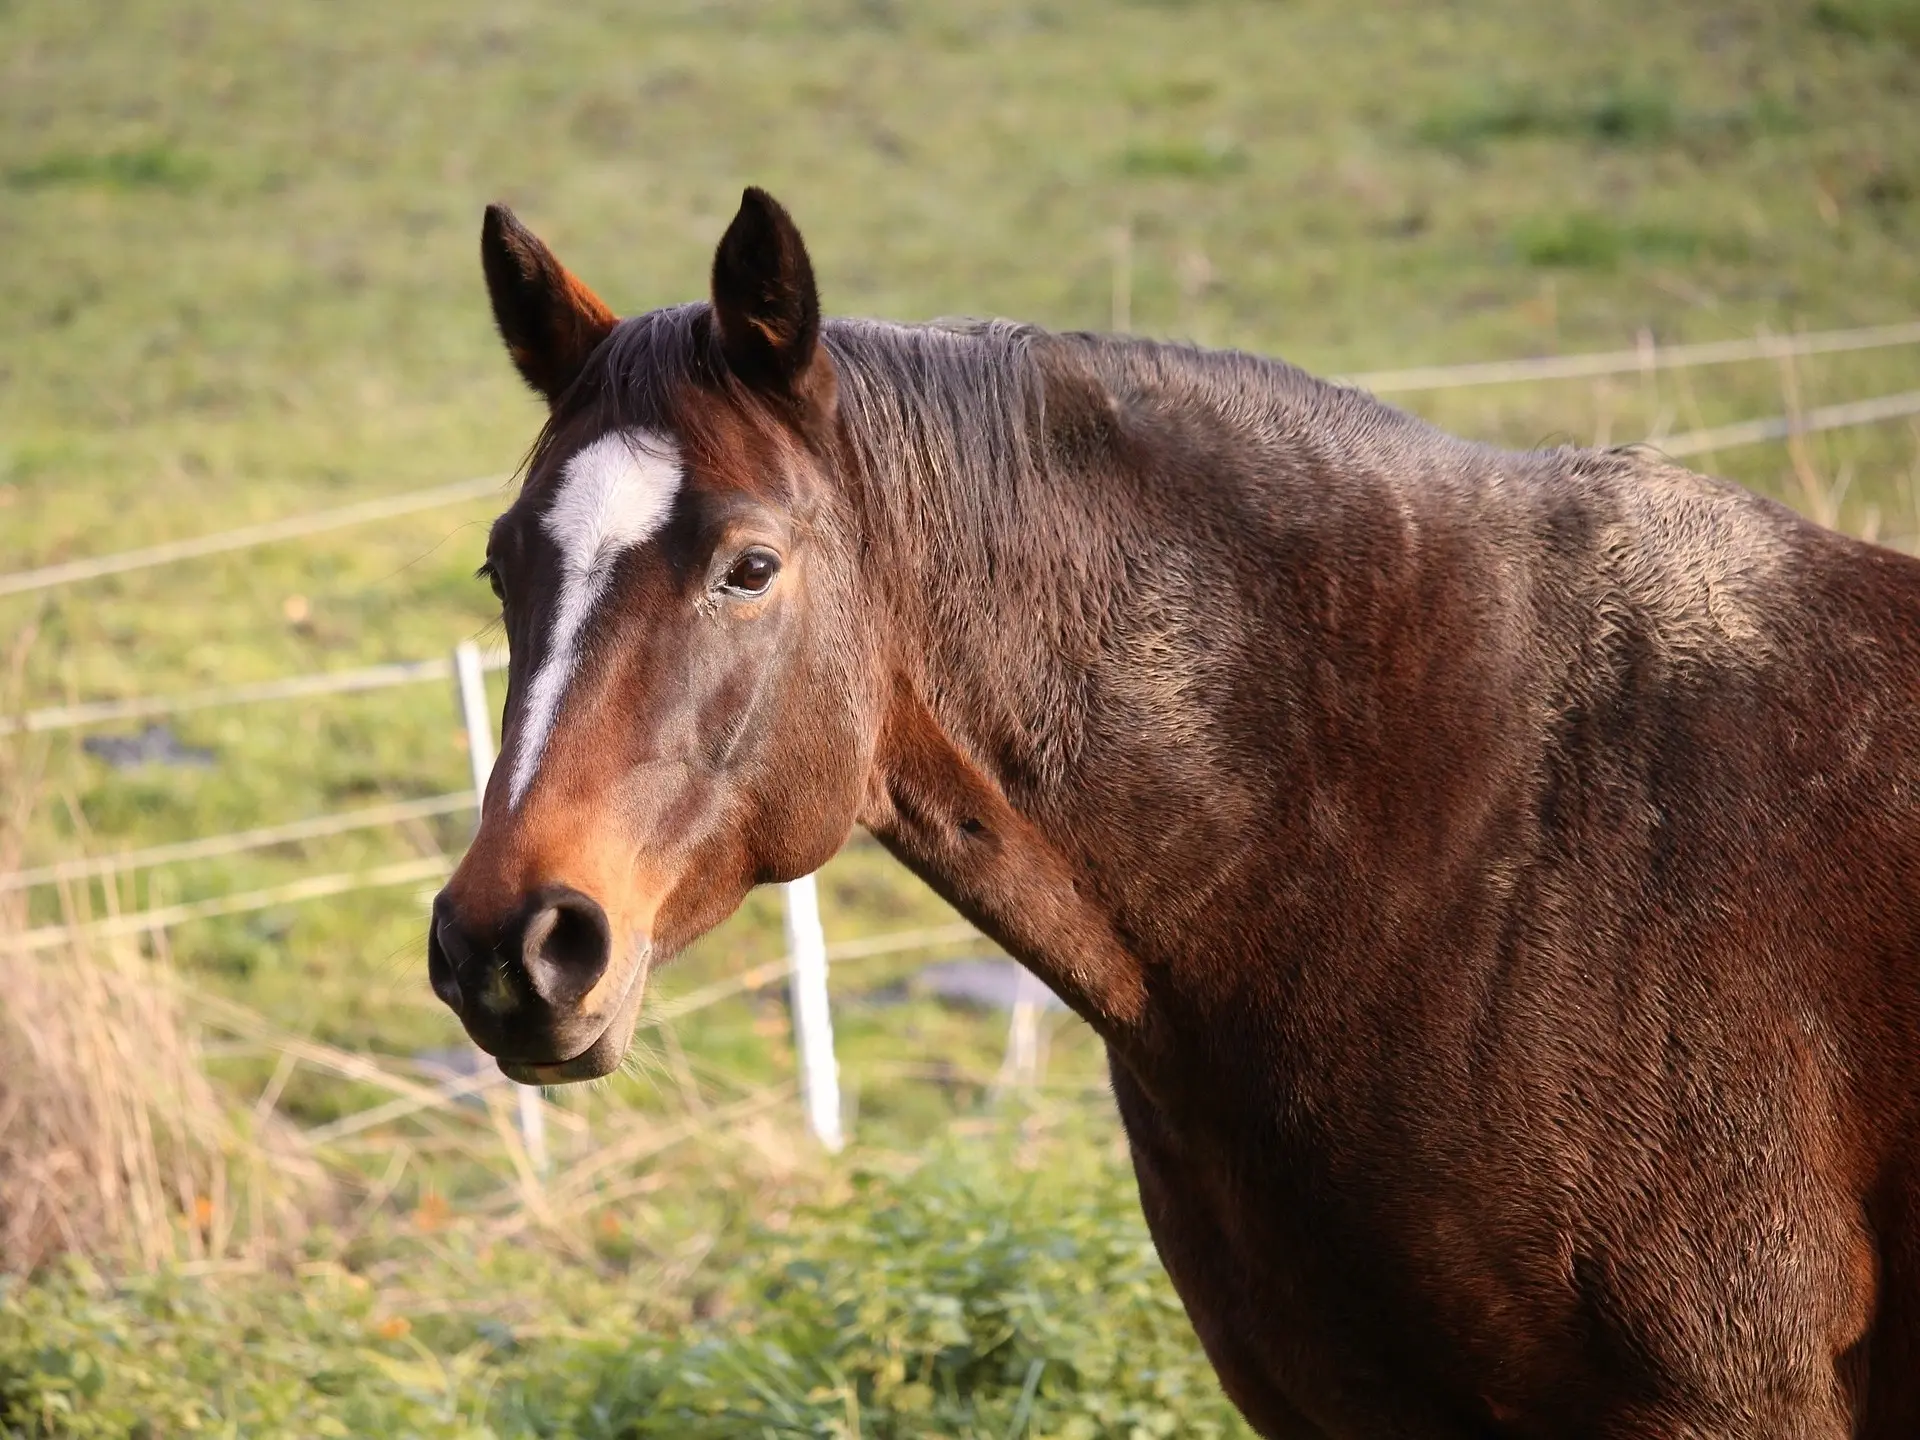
[427,188,1920,1437]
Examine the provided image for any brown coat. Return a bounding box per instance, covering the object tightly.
[432,190,1920,1437]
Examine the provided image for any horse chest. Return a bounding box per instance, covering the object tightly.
[1105,1056,1598,1439]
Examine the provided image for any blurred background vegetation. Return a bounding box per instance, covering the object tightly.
[1,0,1917,1433]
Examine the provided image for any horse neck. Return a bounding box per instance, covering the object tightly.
[837,328,1537,1049]
[839,331,1412,1036]
[837,330,1162,815]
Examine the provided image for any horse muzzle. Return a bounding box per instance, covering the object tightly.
[427,882,650,1083]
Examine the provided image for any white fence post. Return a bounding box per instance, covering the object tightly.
[452,640,549,1177]
[1002,968,1045,1090]
[452,642,494,808]
[783,873,844,1151]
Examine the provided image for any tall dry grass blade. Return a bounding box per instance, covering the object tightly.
[1668,361,1717,474]
[0,725,324,1272]
[0,918,325,1272]
[1765,329,1838,527]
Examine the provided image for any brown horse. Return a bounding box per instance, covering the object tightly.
[429,188,1920,1437]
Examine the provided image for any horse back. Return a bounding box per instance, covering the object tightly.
[1102,423,1920,1433]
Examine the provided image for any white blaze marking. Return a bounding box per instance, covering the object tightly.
[508,428,682,809]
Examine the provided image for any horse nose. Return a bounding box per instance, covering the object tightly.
[427,886,612,1039]
[517,886,612,1008]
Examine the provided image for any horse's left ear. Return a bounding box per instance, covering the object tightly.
[481,204,617,407]
[710,188,833,415]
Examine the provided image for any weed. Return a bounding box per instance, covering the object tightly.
[1813,0,1920,52]
[1119,135,1247,179]
[1511,213,1747,270]
[1416,80,1679,152]
[1412,78,1805,159]
[0,1129,1255,1437]
[5,146,209,193]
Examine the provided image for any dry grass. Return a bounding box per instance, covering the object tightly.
[0,643,322,1274]
[0,747,804,1280]
[0,923,297,1273]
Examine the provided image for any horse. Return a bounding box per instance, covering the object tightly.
[427,187,1920,1437]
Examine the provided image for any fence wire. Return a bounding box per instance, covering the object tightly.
[0,649,505,737]
[0,474,507,598]
[9,328,1920,1156]
[0,792,474,894]
[1343,318,1920,394]
[3,320,1915,599]
[1655,389,1920,460]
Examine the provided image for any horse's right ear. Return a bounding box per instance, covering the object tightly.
[481,205,617,407]
[710,188,833,417]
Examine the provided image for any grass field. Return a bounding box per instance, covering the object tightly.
[2,0,1919,1432]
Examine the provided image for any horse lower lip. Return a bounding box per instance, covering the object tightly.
[500,1048,612,1085]
[499,1013,622,1084]
[497,955,648,1085]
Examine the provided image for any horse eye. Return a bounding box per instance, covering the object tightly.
[478,562,506,603]
[721,548,781,598]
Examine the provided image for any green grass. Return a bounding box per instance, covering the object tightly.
[1813,0,1920,52]
[2,1125,1251,1439]
[1413,78,1807,157]
[1119,135,1248,179]
[1415,80,1683,151]
[2,0,1920,1431]
[5,144,212,192]
[1509,212,1748,270]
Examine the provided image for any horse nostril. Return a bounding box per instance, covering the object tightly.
[427,902,468,1013]
[519,888,612,1008]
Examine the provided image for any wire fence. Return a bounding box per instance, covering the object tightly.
[1342,318,1920,393]
[3,857,454,955]
[0,474,507,599]
[0,651,506,737]
[1656,389,1920,461]
[0,792,474,894]
[3,319,1916,601]
[0,630,975,1151]
[9,319,1920,1171]
[3,380,1914,746]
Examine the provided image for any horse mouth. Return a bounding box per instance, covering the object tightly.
[497,956,649,1086]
